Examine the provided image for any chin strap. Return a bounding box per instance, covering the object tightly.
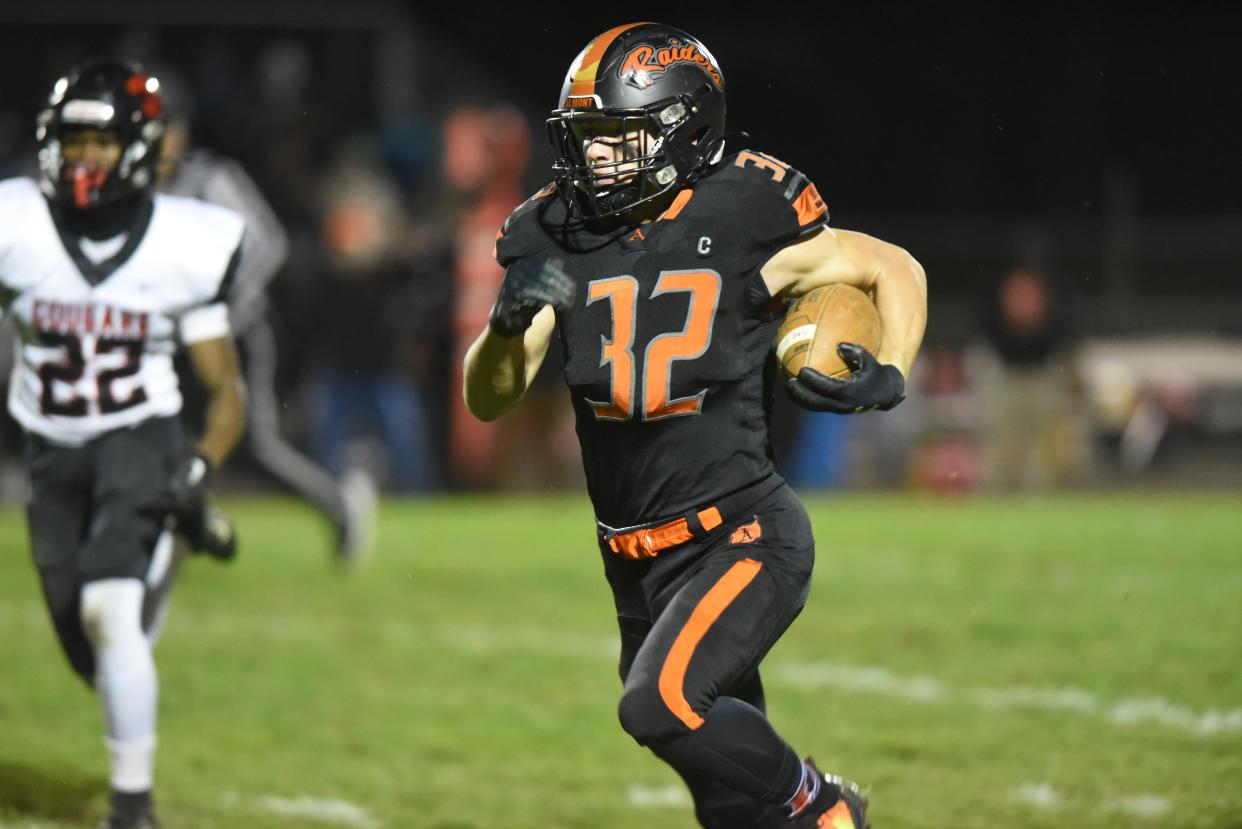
[595,183,642,215]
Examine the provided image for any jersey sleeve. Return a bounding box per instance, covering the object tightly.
[494,183,559,268]
[179,302,231,343]
[178,239,241,344]
[0,178,41,309]
[166,196,246,307]
[719,150,829,250]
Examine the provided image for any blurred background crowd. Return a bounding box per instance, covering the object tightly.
[1,0,1240,500]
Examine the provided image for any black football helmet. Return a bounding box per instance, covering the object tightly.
[36,57,166,210]
[548,22,726,223]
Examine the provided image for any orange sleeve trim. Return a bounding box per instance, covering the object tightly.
[568,22,648,98]
[793,182,828,228]
[657,188,694,222]
[658,558,763,730]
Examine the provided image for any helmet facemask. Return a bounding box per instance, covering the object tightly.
[548,86,720,224]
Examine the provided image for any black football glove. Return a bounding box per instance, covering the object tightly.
[488,257,576,338]
[144,450,236,559]
[177,502,238,561]
[786,342,907,414]
[147,450,213,520]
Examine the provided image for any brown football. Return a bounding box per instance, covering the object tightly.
[774,284,883,378]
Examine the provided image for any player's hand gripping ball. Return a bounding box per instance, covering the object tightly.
[775,284,906,413]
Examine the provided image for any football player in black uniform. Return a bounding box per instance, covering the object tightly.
[2,60,247,829]
[464,23,926,829]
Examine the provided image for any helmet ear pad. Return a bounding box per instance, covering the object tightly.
[656,84,725,184]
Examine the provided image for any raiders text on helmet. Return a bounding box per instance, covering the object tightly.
[36,57,166,210]
[548,23,726,223]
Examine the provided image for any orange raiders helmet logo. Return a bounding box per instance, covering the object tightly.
[618,38,724,90]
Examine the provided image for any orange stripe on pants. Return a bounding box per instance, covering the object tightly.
[658,558,763,730]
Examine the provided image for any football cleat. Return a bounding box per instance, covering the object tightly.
[794,761,869,829]
[98,791,161,829]
[98,813,160,829]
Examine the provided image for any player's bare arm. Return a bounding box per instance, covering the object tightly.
[463,304,556,421]
[762,227,928,378]
[189,334,247,466]
[464,255,575,421]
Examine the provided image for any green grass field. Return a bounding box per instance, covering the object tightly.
[1,492,1240,829]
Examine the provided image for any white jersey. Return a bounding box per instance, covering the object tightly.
[0,177,244,445]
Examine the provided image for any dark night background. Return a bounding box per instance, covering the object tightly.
[419,2,1242,215]
[416,1,1242,333]
[3,2,1239,326]
[0,0,1240,491]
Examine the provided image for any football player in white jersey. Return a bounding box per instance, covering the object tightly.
[1,58,247,829]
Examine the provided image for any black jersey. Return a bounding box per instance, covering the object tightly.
[496,150,828,527]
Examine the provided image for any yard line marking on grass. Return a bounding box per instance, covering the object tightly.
[1010,782,1061,809]
[627,784,692,808]
[1010,784,1171,820]
[1106,697,1242,733]
[770,662,946,702]
[253,796,381,828]
[772,662,1242,737]
[1107,794,1170,818]
[13,592,1231,741]
[432,623,1242,737]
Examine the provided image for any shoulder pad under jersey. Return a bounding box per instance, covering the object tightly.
[701,150,829,250]
[151,194,246,303]
[494,183,561,267]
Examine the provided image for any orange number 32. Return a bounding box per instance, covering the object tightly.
[586,270,722,422]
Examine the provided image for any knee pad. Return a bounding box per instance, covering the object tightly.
[617,681,694,746]
[80,579,146,649]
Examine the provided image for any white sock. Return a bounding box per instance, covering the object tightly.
[106,735,157,793]
[81,579,159,792]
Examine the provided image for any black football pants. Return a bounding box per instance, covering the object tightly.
[25,416,183,684]
[602,481,815,827]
